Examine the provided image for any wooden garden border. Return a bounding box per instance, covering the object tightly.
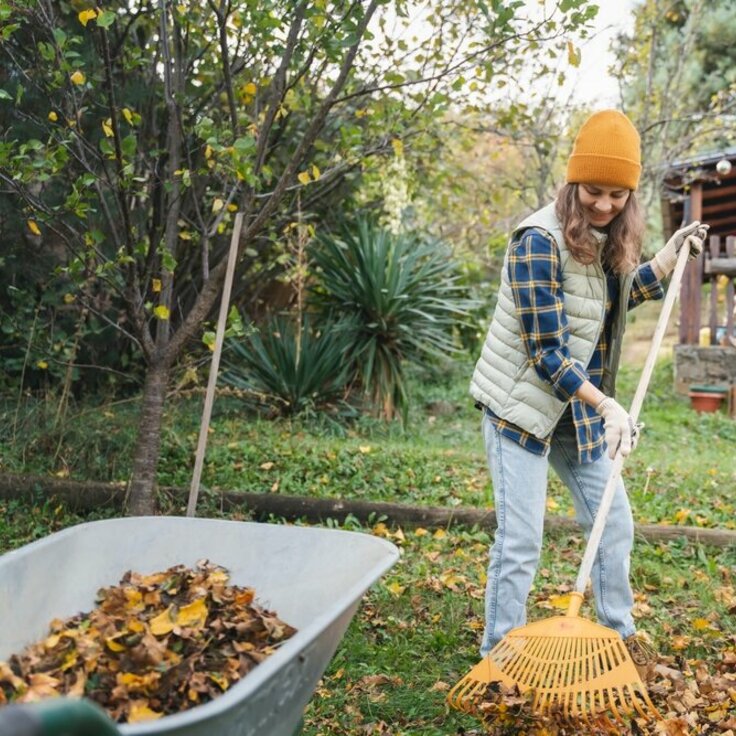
[1,473,734,547]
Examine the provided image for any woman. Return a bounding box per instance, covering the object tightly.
[469,109,707,675]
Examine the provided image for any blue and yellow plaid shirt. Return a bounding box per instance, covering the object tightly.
[486,227,664,464]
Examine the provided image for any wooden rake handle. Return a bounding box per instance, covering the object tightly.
[572,240,692,598]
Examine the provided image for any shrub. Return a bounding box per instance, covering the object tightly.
[221,315,355,415]
[310,219,471,420]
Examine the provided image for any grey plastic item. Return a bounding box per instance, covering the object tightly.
[0,517,399,736]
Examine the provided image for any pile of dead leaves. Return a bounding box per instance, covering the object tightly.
[0,560,296,723]
[467,643,736,735]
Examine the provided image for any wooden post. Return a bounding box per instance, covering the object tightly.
[709,235,720,345]
[186,212,244,517]
[679,183,703,344]
[726,236,735,342]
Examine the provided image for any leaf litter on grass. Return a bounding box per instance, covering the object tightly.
[464,641,736,735]
[0,560,296,723]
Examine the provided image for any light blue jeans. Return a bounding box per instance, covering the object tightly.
[480,410,636,656]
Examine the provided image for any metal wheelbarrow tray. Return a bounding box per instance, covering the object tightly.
[0,516,399,736]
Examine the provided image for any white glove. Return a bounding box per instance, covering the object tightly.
[652,221,709,276]
[595,397,638,459]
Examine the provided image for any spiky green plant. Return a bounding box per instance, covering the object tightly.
[222,315,355,415]
[310,219,471,420]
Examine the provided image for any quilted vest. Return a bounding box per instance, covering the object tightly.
[469,203,635,439]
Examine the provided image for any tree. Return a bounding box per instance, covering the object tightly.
[0,0,598,514]
[611,0,736,220]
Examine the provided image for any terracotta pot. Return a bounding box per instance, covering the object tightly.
[688,391,725,413]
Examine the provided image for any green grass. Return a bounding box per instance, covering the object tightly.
[2,502,732,735]
[301,526,736,735]
[2,352,733,529]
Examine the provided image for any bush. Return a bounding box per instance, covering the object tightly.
[221,315,355,416]
[310,219,472,420]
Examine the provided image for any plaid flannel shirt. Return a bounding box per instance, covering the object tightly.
[486,227,664,464]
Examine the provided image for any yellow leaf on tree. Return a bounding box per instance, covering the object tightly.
[567,40,581,68]
[153,305,170,320]
[151,278,162,293]
[128,701,164,723]
[176,598,208,629]
[78,9,98,26]
[212,198,224,213]
[391,138,403,157]
[122,107,134,125]
[70,70,86,86]
[36,360,48,370]
[311,164,321,180]
[297,171,311,185]
[243,82,257,95]
[179,231,192,240]
[102,118,113,137]
[48,111,58,122]
[63,293,75,304]
[27,219,41,235]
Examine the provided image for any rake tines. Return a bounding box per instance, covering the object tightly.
[447,615,661,723]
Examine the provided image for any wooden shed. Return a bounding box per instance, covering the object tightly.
[660,148,736,396]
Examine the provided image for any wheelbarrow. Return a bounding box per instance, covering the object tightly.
[0,517,399,736]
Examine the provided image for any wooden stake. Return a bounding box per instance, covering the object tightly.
[186,212,243,517]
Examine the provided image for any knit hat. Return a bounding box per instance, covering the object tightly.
[566,110,641,190]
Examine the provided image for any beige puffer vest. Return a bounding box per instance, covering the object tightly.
[469,203,635,439]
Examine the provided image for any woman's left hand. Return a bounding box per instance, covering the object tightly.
[652,221,709,277]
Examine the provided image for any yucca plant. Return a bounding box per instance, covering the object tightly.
[221,315,355,415]
[310,219,471,420]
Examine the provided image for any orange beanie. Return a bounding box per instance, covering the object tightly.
[566,110,641,190]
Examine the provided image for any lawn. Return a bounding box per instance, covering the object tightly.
[0,302,734,734]
[2,350,734,529]
[0,499,734,735]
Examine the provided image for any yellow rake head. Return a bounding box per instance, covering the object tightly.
[447,614,661,724]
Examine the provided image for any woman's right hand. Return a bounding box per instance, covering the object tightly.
[595,397,637,459]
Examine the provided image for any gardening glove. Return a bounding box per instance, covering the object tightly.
[595,396,638,459]
[652,221,709,277]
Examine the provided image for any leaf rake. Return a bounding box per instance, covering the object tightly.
[448,235,698,723]
[447,591,660,722]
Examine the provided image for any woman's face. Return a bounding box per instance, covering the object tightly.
[577,183,631,227]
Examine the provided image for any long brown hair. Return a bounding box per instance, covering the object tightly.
[554,183,645,274]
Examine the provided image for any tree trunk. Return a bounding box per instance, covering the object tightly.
[126,362,170,515]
